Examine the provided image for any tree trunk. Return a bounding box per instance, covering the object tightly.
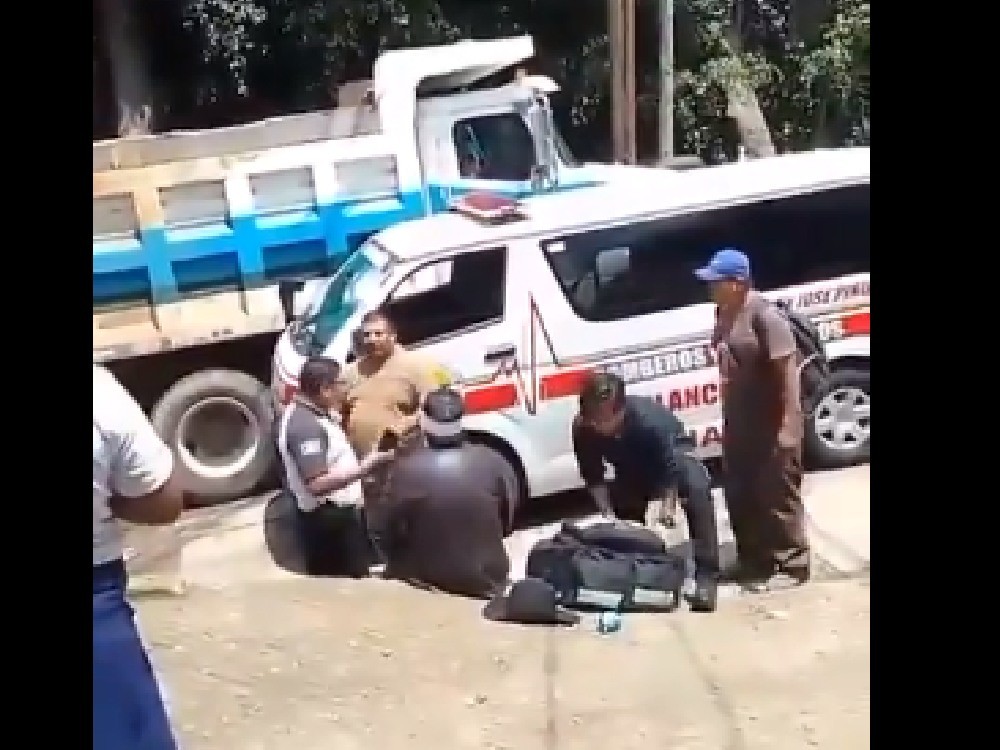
[723,21,775,159]
[97,0,154,137]
[725,80,775,158]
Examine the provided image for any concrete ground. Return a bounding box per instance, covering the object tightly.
[129,466,870,750]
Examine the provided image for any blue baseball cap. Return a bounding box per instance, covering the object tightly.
[694,248,751,282]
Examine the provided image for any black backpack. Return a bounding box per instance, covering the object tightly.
[753,300,832,414]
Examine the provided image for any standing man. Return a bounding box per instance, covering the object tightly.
[93,364,183,750]
[572,372,720,612]
[695,247,810,592]
[277,356,394,576]
[340,309,450,457]
[380,387,517,597]
[340,309,450,549]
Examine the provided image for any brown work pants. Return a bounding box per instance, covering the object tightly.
[723,443,810,580]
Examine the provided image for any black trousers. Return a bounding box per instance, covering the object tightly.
[296,503,377,577]
[610,452,721,578]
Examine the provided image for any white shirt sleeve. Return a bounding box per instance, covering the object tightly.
[94,366,174,498]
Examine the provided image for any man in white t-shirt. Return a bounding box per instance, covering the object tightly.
[93,364,185,749]
[277,356,393,576]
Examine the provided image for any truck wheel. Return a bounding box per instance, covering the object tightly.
[804,367,870,470]
[151,369,275,505]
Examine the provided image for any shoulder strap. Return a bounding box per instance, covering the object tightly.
[726,299,769,368]
[749,303,770,360]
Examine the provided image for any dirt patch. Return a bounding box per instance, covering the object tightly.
[139,575,869,750]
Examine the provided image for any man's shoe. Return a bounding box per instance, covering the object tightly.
[764,571,807,591]
[686,576,718,612]
[740,571,807,594]
[740,578,769,594]
[779,566,810,585]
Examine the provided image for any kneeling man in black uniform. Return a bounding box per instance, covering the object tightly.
[572,372,720,611]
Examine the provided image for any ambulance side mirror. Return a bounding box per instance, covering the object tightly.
[278,279,305,321]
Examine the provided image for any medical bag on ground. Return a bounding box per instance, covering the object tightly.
[560,521,667,556]
[525,522,686,613]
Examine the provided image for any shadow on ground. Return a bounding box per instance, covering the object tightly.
[262,487,740,580]
[261,488,603,577]
[263,491,309,576]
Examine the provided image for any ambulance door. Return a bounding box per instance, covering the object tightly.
[379,245,519,404]
[490,236,601,497]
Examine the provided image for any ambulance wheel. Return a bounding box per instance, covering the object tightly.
[804,367,871,469]
[152,369,276,506]
[466,435,527,536]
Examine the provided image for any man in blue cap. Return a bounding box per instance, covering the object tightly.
[695,247,811,593]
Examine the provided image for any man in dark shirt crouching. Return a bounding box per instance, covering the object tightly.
[572,372,721,612]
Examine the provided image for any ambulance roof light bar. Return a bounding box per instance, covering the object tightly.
[449,191,527,225]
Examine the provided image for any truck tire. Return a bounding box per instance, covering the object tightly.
[804,367,871,470]
[151,369,276,505]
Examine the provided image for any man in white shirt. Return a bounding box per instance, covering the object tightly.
[93,365,184,750]
[277,356,393,576]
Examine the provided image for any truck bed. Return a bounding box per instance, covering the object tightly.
[92,105,419,309]
[92,286,287,363]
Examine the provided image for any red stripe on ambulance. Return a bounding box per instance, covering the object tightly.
[539,368,592,400]
[464,383,520,415]
[842,310,870,336]
[463,367,593,415]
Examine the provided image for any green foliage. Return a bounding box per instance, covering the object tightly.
[675,0,870,155]
[96,0,870,158]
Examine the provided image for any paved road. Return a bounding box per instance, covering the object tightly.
[126,466,869,750]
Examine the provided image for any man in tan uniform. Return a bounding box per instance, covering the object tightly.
[340,309,451,558]
[340,309,450,457]
[696,248,810,593]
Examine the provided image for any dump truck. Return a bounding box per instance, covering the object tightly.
[93,35,658,503]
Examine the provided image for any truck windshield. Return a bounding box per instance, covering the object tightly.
[300,241,390,354]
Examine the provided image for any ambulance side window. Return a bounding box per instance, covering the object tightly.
[542,218,708,322]
[744,183,870,289]
[542,182,870,322]
[384,247,508,346]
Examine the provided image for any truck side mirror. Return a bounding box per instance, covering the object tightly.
[530,164,551,192]
[278,279,305,321]
[526,94,558,190]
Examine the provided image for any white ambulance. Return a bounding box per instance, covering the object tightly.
[272,147,870,500]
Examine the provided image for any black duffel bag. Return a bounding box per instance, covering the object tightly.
[560,521,667,556]
[525,524,685,613]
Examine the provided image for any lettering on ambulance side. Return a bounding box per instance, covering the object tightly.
[775,279,870,310]
[601,344,714,386]
[815,308,870,343]
[686,424,724,449]
[654,383,719,411]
